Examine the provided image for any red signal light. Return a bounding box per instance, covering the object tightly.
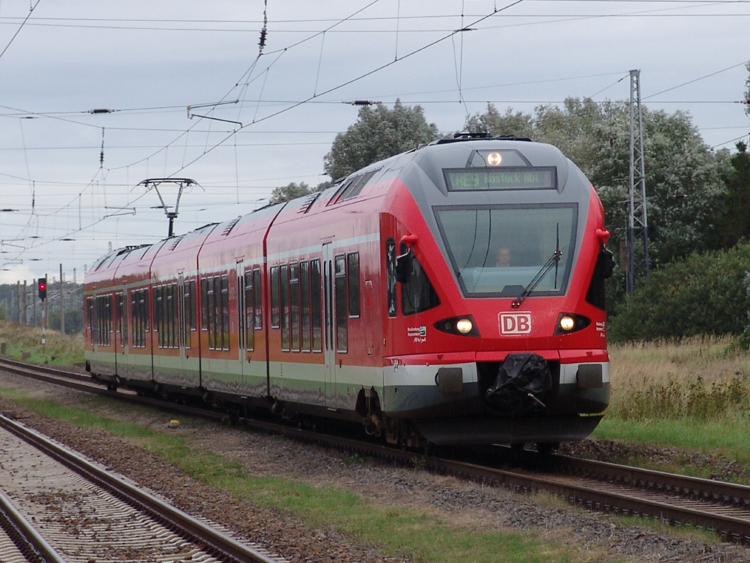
[38,277,47,300]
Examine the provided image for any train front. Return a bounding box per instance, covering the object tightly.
[381,136,614,448]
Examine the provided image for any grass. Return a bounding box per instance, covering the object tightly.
[589,335,750,481]
[0,320,84,366]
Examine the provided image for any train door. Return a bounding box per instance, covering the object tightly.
[323,243,337,409]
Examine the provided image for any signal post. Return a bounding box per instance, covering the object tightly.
[38,276,47,345]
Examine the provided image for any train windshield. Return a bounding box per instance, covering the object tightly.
[434,205,578,297]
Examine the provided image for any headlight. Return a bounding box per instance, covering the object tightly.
[434,316,480,337]
[554,313,591,335]
[559,315,576,331]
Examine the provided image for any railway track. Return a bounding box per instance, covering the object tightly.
[0,401,283,562]
[2,358,750,546]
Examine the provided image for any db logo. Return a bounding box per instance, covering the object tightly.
[499,312,532,335]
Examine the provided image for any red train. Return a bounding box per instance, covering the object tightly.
[84,134,614,451]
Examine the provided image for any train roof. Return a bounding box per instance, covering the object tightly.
[85,135,587,286]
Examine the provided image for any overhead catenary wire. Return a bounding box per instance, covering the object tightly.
[1,1,749,273]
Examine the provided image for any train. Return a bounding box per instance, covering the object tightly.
[83,133,614,451]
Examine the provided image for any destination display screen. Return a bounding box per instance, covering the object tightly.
[444,166,557,191]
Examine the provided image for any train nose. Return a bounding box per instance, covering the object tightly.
[484,353,552,416]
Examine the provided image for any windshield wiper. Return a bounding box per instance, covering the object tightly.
[511,249,562,308]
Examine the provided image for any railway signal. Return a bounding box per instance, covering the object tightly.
[38,277,47,301]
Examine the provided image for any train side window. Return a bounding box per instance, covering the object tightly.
[220,275,229,351]
[280,264,290,351]
[154,286,163,348]
[143,288,150,334]
[168,283,177,348]
[290,263,300,352]
[201,278,209,332]
[300,261,311,352]
[347,252,360,318]
[335,254,348,353]
[95,294,112,347]
[386,239,397,318]
[116,292,127,348]
[400,243,441,316]
[310,259,322,352]
[207,277,216,350]
[131,288,148,348]
[130,291,138,348]
[250,270,255,351]
[270,266,280,329]
[253,268,262,330]
[184,280,194,349]
[87,297,95,344]
[116,292,122,344]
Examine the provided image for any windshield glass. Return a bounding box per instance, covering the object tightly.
[434,205,577,297]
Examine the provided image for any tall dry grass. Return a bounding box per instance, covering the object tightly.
[608,336,750,421]
[0,320,84,366]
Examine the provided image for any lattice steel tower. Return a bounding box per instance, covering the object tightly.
[627,69,650,296]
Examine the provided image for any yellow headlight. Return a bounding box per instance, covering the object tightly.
[456,319,473,334]
[559,316,575,331]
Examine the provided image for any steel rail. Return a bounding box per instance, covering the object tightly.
[3,358,750,544]
[0,487,67,563]
[0,414,281,563]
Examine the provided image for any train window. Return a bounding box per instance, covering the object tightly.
[220,275,229,351]
[142,289,149,335]
[243,270,254,351]
[253,268,262,330]
[116,292,127,348]
[168,283,177,348]
[347,252,360,318]
[87,297,95,343]
[183,280,194,349]
[400,243,441,316]
[201,278,209,332]
[300,261,311,352]
[131,288,148,348]
[434,205,577,298]
[207,278,216,349]
[154,286,162,347]
[290,263,300,352]
[386,239,397,318]
[310,259,322,352]
[130,291,138,348]
[270,266,280,329]
[280,265,290,351]
[335,255,348,353]
[93,294,112,346]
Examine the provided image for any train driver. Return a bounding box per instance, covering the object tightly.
[495,247,512,267]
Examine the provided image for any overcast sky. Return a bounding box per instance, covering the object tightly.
[0,0,748,284]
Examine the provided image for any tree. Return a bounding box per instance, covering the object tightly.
[269,181,335,205]
[716,142,750,247]
[324,100,439,181]
[608,242,750,341]
[269,182,314,205]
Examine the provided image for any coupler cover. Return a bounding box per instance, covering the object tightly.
[484,353,552,416]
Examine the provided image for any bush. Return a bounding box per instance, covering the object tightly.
[609,241,750,342]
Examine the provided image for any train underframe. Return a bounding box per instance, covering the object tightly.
[87,354,608,451]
